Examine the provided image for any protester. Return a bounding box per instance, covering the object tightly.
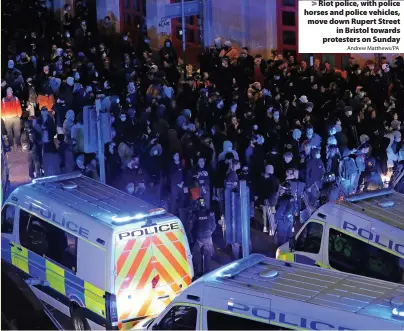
[2,0,404,275]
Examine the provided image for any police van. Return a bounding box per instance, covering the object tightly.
[277,189,404,284]
[135,254,404,330]
[1,173,194,330]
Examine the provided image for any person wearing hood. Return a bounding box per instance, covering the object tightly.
[338,147,358,196]
[144,141,164,205]
[219,41,239,65]
[234,47,254,91]
[37,65,55,111]
[258,164,280,235]
[304,124,322,149]
[3,60,23,90]
[52,95,69,134]
[71,112,84,153]
[191,157,212,210]
[168,152,185,215]
[305,147,325,191]
[218,140,239,162]
[159,39,180,87]
[62,109,75,143]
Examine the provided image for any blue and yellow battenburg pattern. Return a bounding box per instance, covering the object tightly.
[2,237,106,320]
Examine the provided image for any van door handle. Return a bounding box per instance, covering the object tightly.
[16,247,22,252]
[9,242,15,247]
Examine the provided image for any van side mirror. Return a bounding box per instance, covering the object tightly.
[289,237,296,251]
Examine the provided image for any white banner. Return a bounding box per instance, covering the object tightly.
[299,0,403,53]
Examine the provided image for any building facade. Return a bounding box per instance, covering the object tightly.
[59,0,401,68]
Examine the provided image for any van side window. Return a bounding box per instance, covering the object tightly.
[19,209,78,273]
[295,222,323,254]
[1,204,15,234]
[207,311,293,330]
[328,228,404,284]
[158,305,197,330]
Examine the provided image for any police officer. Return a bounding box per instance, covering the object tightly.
[191,197,216,278]
[275,169,305,246]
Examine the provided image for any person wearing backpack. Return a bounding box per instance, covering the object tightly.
[338,147,358,196]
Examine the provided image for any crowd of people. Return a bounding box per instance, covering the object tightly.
[2,0,404,274]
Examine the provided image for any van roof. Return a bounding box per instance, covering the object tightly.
[339,191,404,230]
[12,173,167,228]
[196,254,404,325]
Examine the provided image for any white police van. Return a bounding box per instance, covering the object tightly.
[135,254,404,330]
[1,173,193,330]
[277,189,404,284]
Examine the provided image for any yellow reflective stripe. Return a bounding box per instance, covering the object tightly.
[315,261,330,268]
[46,260,66,295]
[11,244,20,268]
[203,306,306,330]
[84,281,106,318]
[277,252,294,262]
[19,246,29,274]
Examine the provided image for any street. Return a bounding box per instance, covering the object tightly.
[3,149,277,330]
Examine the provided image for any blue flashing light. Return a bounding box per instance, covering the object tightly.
[215,254,267,279]
[112,213,146,222]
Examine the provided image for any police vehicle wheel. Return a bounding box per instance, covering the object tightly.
[71,308,91,331]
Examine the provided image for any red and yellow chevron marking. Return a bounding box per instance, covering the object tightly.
[115,228,192,325]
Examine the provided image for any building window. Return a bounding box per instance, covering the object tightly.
[328,228,404,284]
[322,54,336,67]
[282,0,296,6]
[295,222,323,254]
[282,11,296,26]
[207,310,293,330]
[158,306,197,330]
[1,204,15,234]
[19,209,78,273]
[283,31,296,45]
[121,0,147,34]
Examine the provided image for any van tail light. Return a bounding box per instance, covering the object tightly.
[105,292,119,329]
[152,275,160,289]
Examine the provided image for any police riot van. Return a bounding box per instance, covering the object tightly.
[135,254,404,330]
[1,173,194,330]
[277,189,404,284]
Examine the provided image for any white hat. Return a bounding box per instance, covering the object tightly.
[66,77,74,86]
[224,40,232,47]
[8,60,14,69]
[359,134,370,144]
[299,95,308,103]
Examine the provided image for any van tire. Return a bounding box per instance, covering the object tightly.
[71,308,91,331]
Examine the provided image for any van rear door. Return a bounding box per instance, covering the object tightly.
[114,217,193,327]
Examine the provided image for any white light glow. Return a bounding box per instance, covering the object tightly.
[392,307,404,317]
[112,213,146,222]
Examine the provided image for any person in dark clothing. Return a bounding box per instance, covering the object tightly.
[169,152,185,215]
[191,197,216,277]
[259,164,280,235]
